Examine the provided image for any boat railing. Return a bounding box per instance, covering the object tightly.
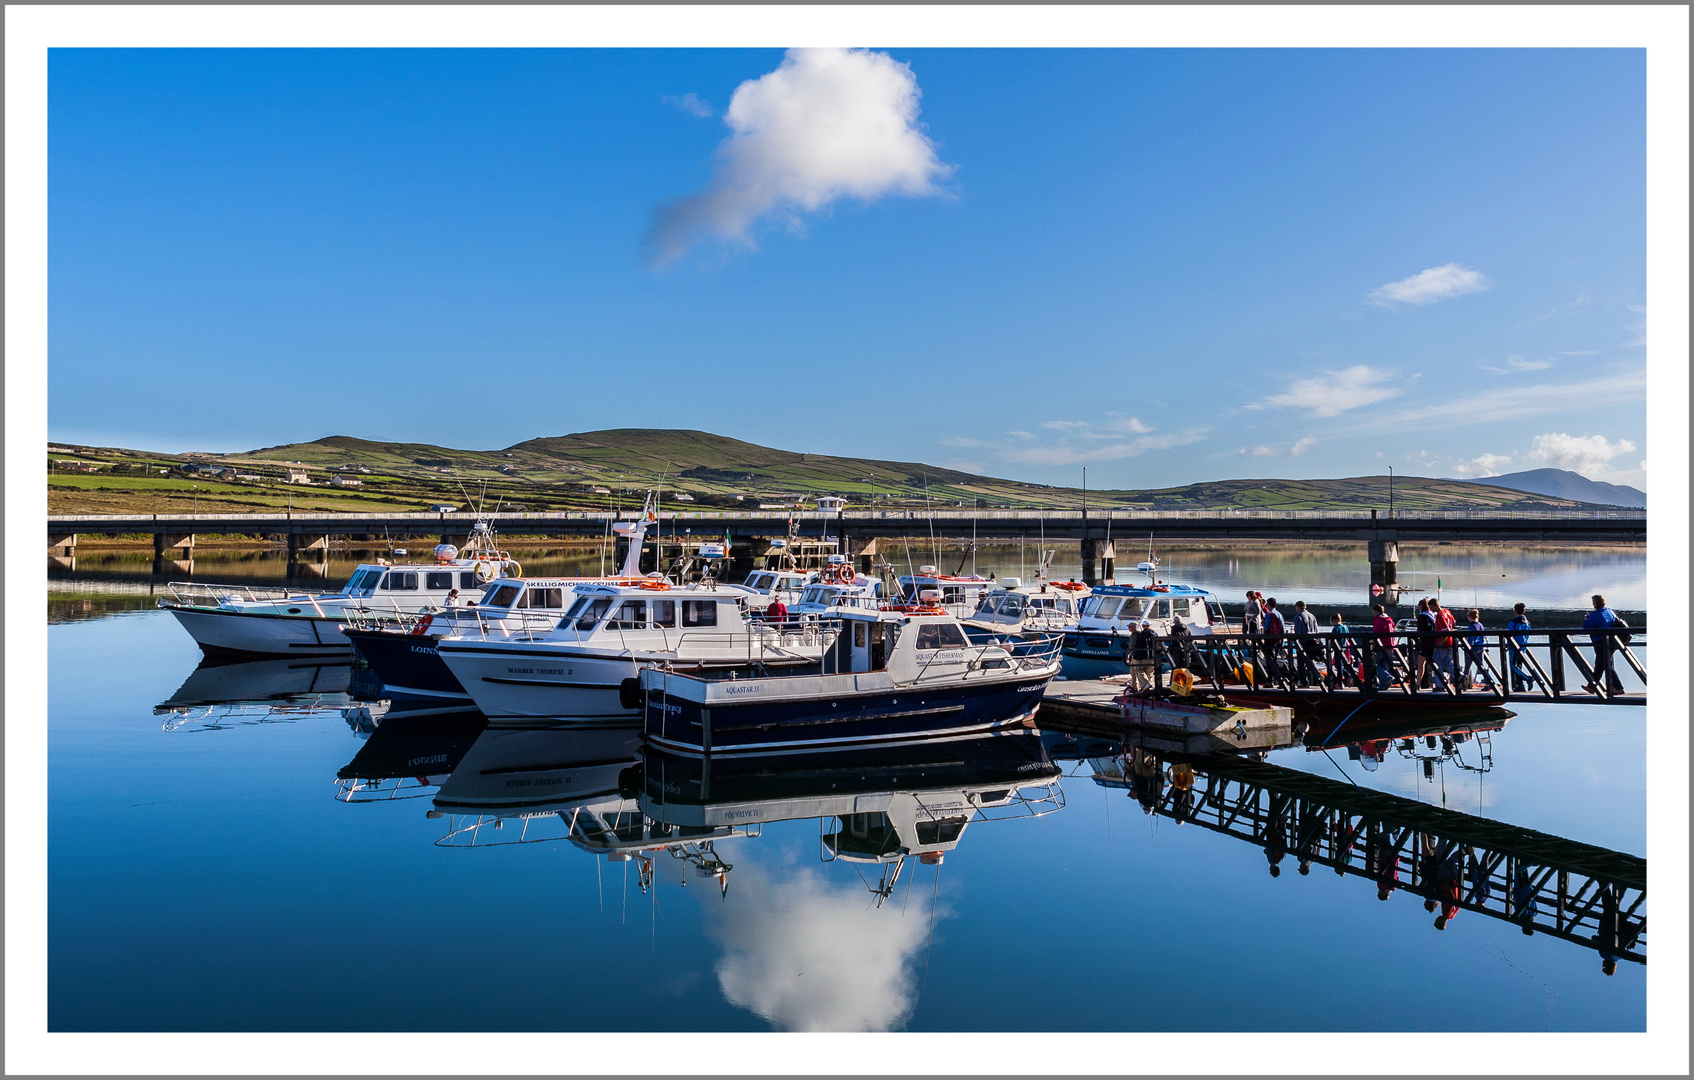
[921,779,1067,824]
[334,776,440,803]
[362,605,560,639]
[160,580,301,606]
[664,618,846,666]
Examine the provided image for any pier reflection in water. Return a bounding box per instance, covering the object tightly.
[48,609,1644,1031]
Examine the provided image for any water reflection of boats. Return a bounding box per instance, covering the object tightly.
[429,723,749,884]
[334,708,487,802]
[638,732,1064,898]
[153,656,356,726]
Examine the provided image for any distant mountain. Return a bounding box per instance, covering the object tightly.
[1459,468,1645,508]
[220,429,1613,512]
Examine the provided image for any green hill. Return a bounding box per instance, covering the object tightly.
[223,429,1598,512]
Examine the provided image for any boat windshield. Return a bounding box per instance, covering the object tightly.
[343,569,383,596]
[573,597,613,632]
[914,623,970,650]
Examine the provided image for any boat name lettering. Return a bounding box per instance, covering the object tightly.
[411,645,436,655]
[506,667,568,675]
[504,777,564,788]
[407,754,449,767]
[723,685,761,694]
[1016,684,1043,692]
[724,809,761,819]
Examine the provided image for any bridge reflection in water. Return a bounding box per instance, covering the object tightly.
[1074,735,1645,971]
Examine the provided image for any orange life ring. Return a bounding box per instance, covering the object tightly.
[1052,580,1087,592]
[410,613,435,637]
[637,579,671,591]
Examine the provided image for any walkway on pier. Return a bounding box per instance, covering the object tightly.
[1150,627,1647,707]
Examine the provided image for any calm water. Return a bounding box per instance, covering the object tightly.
[50,550,1646,1031]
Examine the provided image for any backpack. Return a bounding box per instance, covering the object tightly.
[1265,609,1285,636]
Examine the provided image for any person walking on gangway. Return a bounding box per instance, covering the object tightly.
[1463,609,1494,691]
[1261,598,1287,684]
[1506,602,1536,693]
[1370,604,1396,691]
[1291,600,1321,686]
[1583,593,1627,695]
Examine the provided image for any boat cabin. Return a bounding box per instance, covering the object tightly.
[895,566,995,617]
[966,576,1092,633]
[1075,584,1223,634]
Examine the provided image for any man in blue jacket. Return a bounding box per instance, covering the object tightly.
[1582,593,1626,694]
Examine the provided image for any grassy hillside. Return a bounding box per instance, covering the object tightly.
[47,429,1610,515]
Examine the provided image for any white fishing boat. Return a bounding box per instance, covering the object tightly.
[1059,557,1230,679]
[787,556,884,618]
[963,575,1092,637]
[434,580,834,722]
[342,496,667,702]
[158,521,524,659]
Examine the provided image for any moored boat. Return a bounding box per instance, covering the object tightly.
[640,607,1064,756]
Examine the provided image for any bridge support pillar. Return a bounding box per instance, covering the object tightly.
[1081,538,1115,586]
[288,533,330,561]
[1368,538,1400,607]
[48,532,76,557]
[154,533,194,557]
[847,536,880,574]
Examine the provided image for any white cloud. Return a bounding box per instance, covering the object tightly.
[1238,436,1316,459]
[1289,435,1317,458]
[1369,263,1490,306]
[662,92,714,118]
[1481,354,1554,374]
[705,861,935,1031]
[1452,453,1514,479]
[1040,416,1152,439]
[1004,430,1035,441]
[1337,367,1646,435]
[1250,365,1401,417]
[1001,428,1208,466]
[645,48,953,264]
[1240,445,1279,458]
[1527,432,1637,479]
[1561,350,1600,357]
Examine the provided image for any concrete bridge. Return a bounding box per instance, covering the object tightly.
[48,506,1646,550]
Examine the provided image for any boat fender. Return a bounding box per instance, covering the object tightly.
[618,677,643,711]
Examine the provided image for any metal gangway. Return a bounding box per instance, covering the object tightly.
[1164,626,1645,706]
[1110,754,1645,967]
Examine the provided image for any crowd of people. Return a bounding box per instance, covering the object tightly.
[1133,590,1632,696]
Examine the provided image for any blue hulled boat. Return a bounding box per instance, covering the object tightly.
[641,607,1063,756]
[1059,560,1230,679]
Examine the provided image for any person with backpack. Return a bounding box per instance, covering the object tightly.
[1261,598,1287,684]
[1433,599,1458,687]
[1506,602,1536,692]
[1327,611,1355,689]
[1291,600,1321,685]
[1370,603,1396,690]
[1128,619,1160,692]
[1413,598,1437,688]
[1583,593,1627,694]
[1463,609,1493,690]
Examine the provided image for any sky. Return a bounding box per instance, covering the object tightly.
[47,47,1647,490]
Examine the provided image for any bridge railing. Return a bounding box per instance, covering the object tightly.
[1136,627,1647,703]
[48,507,1648,525]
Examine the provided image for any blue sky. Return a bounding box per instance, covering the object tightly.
[48,47,1646,489]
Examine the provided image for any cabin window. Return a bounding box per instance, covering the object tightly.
[915,623,969,650]
[854,621,868,647]
[611,600,646,628]
[523,588,564,609]
[915,819,966,845]
[1170,597,1191,618]
[650,600,677,627]
[802,587,829,606]
[345,569,381,595]
[459,572,478,590]
[1083,595,1120,618]
[382,572,418,591]
[484,584,521,608]
[999,594,1027,616]
[1058,599,1074,614]
[745,573,770,589]
[1120,598,1147,619]
[574,597,612,630]
[426,572,454,591]
[562,595,592,619]
[975,592,1002,614]
[1148,600,1170,620]
[681,600,719,627]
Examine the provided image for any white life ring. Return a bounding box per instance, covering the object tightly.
[473,560,498,583]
